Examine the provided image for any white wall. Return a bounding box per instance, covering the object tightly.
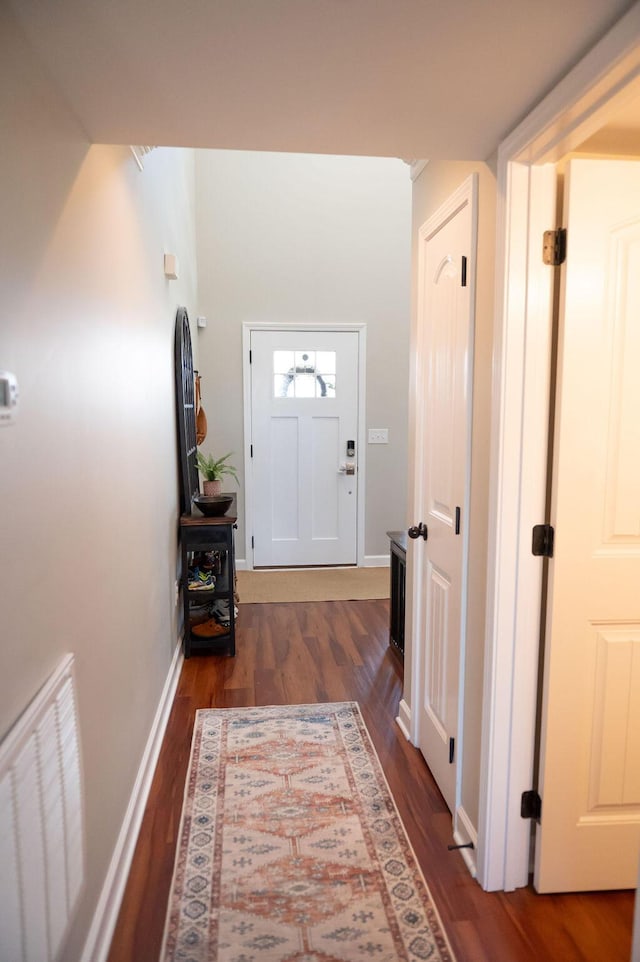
[0,8,197,960]
[193,150,412,562]
[406,160,496,835]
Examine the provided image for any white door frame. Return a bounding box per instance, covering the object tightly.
[241,322,367,571]
[479,4,640,891]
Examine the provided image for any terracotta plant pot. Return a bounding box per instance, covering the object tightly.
[202,479,222,496]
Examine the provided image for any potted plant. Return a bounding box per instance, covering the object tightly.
[196,450,239,496]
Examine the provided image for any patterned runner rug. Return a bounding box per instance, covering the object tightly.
[160,702,455,962]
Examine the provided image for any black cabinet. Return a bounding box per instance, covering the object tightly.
[387,530,407,660]
[179,495,237,658]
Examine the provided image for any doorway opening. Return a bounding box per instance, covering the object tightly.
[479,14,640,893]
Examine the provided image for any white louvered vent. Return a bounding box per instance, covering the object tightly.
[0,654,84,962]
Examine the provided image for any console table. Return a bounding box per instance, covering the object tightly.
[179,495,237,658]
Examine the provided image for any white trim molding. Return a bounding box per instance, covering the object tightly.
[405,160,429,182]
[363,554,390,568]
[80,642,183,962]
[396,698,412,741]
[454,805,478,878]
[478,2,640,893]
[129,145,156,171]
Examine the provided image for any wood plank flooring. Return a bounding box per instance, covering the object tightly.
[107,600,634,962]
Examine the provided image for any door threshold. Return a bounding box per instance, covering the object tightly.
[253,564,359,571]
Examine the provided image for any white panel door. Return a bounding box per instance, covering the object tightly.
[414,180,475,814]
[535,159,640,892]
[250,329,359,567]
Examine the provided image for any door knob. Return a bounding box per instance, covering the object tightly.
[408,522,428,541]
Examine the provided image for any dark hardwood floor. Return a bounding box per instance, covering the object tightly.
[107,600,634,962]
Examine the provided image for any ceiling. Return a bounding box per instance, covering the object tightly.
[10,0,637,160]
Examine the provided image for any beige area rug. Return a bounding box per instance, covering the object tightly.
[236,567,390,603]
[160,703,455,962]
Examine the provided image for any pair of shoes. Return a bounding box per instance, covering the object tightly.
[191,618,228,638]
[194,550,222,574]
[208,599,231,626]
[189,607,215,626]
[187,567,216,591]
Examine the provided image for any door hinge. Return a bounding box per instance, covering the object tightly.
[521,789,542,821]
[250,443,253,458]
[251,535,254,549]
[249,349,252,363]
[448,737,455,764]
[455,506,461,535]
[532,523,554,558]
[461,255,467,287]
[542,228,567,266]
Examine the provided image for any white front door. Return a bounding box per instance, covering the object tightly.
[535,158,640,892]
[413,177,476,814]
[250,329,360,567]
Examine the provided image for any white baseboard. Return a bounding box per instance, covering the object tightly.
[80,641,184,962]
[396,698,412,741]
[364,554,390,567]
[235,558,248,570]
[453,805,478,878]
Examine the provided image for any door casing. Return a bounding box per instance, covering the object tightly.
[242,322,367,570]
[479,4,640,892]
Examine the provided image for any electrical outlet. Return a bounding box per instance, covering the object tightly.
[368,428,389,444]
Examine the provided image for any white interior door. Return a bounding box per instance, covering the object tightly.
[535,158,640,892]
[250,329,359,567]
[413,178,476,814]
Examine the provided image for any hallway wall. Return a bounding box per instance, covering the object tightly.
[194,149,412,562]
[0,9,197,960]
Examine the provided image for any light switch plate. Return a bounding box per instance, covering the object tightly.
[368,428,388,444]
[164,253,179,279]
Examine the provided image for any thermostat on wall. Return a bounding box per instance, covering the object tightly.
[0,370,19,426]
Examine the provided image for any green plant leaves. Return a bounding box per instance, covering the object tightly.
[196,450,239,484]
